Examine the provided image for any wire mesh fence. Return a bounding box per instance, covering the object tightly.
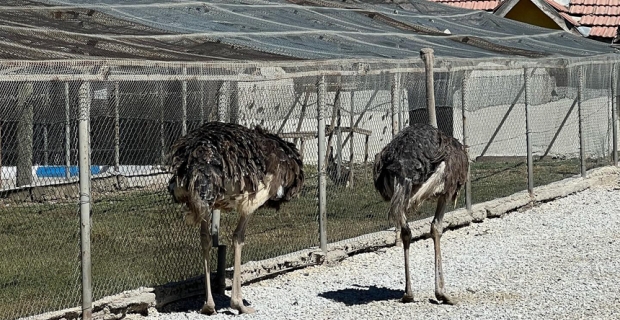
[1,56,619,319]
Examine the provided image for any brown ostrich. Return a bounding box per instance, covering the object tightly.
[373,123,468,305]
[167,122,304,315]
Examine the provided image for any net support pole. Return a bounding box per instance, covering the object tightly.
[461,77,471,213]
[524,68,534,197]
[349,90,354,187]
[159,82,166,165]
[16,83,33,187]
[317,76,327,253]
[182,67,188,136]
[65,83,71,180]
[578,67,587,178]
[391,73,400,137]
[78,81,92,320]
[612,64,618,166]
[114,82,120,173]
[421,48,437,128]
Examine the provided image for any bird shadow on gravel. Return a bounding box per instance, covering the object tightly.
[318,285,403,306]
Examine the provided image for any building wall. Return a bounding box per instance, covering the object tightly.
[505,0,561,30]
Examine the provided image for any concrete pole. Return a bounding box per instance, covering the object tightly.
[421,48,437,128]
[611,64,618,166]
[317,76,327,253]
[461,77,472,212]
[391,73,400,137]
[78,81,93,320]
[16,83,34,187]
[524,68,534,197]
[578,67,587,178]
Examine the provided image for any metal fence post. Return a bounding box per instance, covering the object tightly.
[391,72,400,137]
[114,82,120,173]
[317,76,327,252]
[461,76,471,213]
[578,67,587,177]
[524,68,534,197]
[612,64,618,166]
[65,82,71,180]
[182,67,188,136]
[159,82,166,164]
[421,48,437,128]
[16,83,33,187]
[78,81,93,320]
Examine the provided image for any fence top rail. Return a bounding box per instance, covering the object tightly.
[0,54,617,82]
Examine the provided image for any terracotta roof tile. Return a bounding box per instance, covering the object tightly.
[580,14,620,25]
[560,12,580,26]
[429,0,501,10]
[589,26,619,37]
[545,0,569,13]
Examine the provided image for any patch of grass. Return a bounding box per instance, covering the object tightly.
[0,157,603,319]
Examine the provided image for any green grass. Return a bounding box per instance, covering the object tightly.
[0,157,610,319]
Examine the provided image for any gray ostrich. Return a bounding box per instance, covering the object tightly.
[167,122,304,315]
[373,123,468,304]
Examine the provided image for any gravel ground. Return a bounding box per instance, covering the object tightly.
[146,186,620,320]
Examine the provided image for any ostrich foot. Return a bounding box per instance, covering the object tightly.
[435,292,457,305]
[231,300,256,314]
[200,303,217,315]
[401,293,415,303]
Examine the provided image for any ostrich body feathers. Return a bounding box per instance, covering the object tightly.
[168,122,304,224]
[373,123,468,218]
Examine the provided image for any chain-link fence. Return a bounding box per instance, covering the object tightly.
[1,56,619,319]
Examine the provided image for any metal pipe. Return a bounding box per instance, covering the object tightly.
[349,91,354,187]
[65,83,71,180]
[524,68,534,197]
[578,67,587,177]
[78,81,92,320]
[391,72,400,136]
[461,76,471,212]
[182,67,188,135]
[114,82,120,172]
[43,125,49,166]
[159,82,165,165]
[612,64,618,166]
[317,75,327,252]
[421,48,437,128]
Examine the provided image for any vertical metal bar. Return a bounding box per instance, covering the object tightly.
[65,83,71,180]
[78,81,92,320]
[182,67,188,136]
[391,73,400,137]
[114,82,120,173]
[159,82,166,165]
[317,76,327,252]
[461,76,471,212]
[200,66,205,125]
[349,91,354,187]
[43,125,49,165]
[524,68,534,197]
[336,109,342,181]
[421,48,437,128]
[578,66,587,177]
[612,64,618,166]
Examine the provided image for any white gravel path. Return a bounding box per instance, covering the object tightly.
[147,186,620,320]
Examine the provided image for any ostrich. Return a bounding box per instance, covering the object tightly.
[167,122,304,315]
[373,123,468,305]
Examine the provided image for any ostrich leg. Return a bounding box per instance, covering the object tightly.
[430,195,455,305]
[230,213,255,314]
[199,219,217,315]
[401,224,414,302]
[391,181,414,302]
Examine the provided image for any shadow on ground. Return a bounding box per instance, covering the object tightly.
[318,285,402,306]
[158,293,252,316]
